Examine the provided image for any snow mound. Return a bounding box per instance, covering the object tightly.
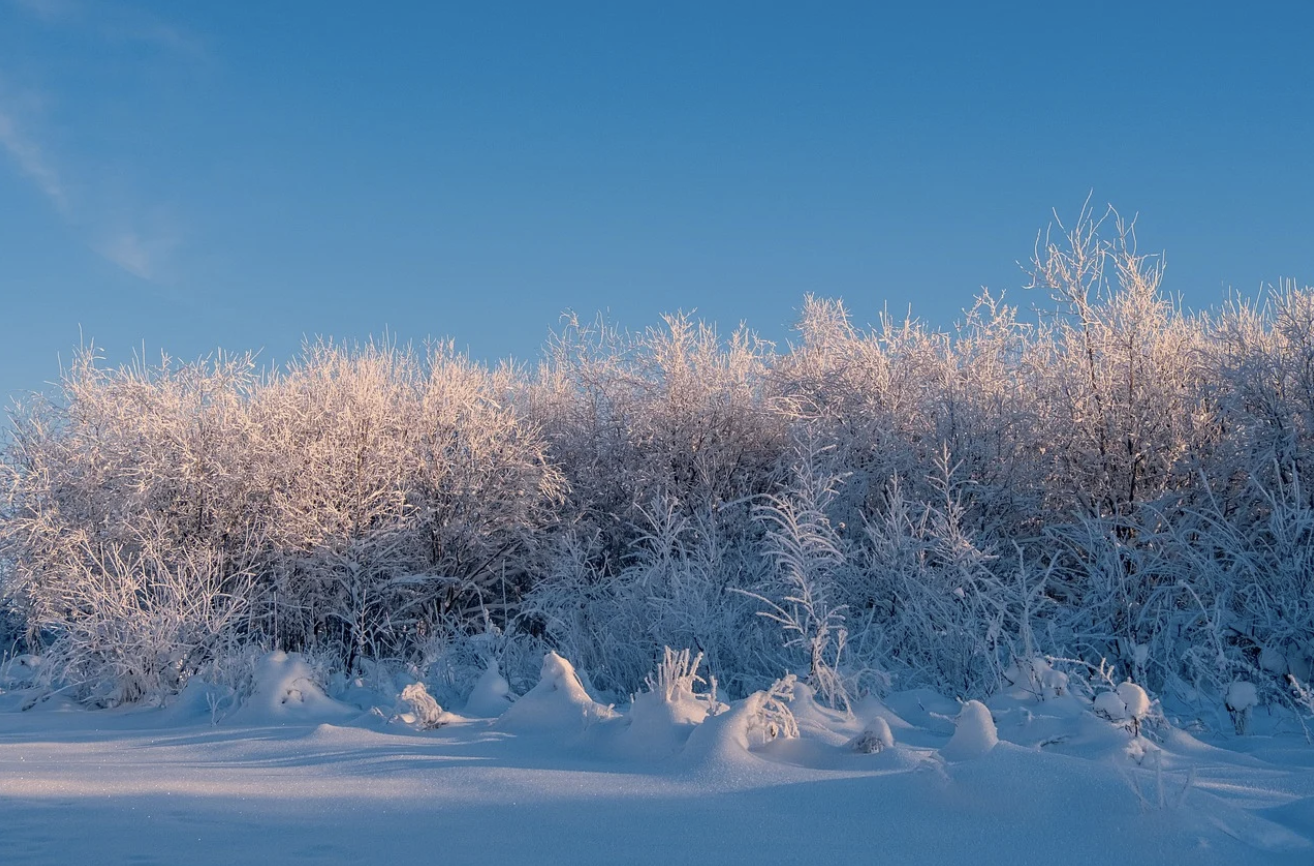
[1094,682,1152,734]
[849,716,895,753]
[620,688,703,757]
[941,700,997,760]
[679,693,767,769]
[680,676,798,769]
[785,682,858,747]
[494,652,615,734]
[462,661,516,718]
[160,677,233,724]
[1116,681,1150,720]
[0,654,41,688]
[679,699,753,767]
[618,649,725,757]
[1094,689,1128,721]
[1003,657,1069,699]
[227,651,357,725]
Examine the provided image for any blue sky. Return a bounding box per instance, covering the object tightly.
[1,1,1311,402]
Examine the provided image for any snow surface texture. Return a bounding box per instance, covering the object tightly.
[2,652,1314,865]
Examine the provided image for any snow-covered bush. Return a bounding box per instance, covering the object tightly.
[36,530,252,706]
[1003,657,1069,700]
[393,682,445,729]
[523,499,774,699]
[528,312,786,563]
[416,622,542,711]
[622,648,726,755]
[1225,681,1258,735]
[225,650,353,724]
[853,454,1009,696]
[3,202,1314,720]
[1088,676,1157,738]
[245,340,565,663]
[640,647,721,718]
[744,674,800,748]
[0,340,563,701]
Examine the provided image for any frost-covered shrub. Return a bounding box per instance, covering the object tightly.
[622,648,725,755]
[640,647,721,716]
[0,341,563,701]
[244,340,565,662]
[414,620,543,709]
[851,455,1009,696]
[36,532,252,706]
[745,674,800,747]
[1002,657,1069,700]
[1225,681,1258,735]
[394,682,445,729]
[528,313,787,564]
[523,499,776,699]
[742,440,853,711]
[3,203,1314,716]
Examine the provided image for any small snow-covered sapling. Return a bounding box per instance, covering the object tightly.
[1225,681,1258,735]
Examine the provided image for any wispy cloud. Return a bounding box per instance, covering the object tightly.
[9,0,78,22]
[0,2,203,285]
[0,105,69,214]
[93,222,180,282]
[9,0,206,59]
[95,230,153,280]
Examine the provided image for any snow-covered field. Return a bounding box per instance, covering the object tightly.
[2,652,1312,865]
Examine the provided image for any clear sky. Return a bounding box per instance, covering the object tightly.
[1,1,1311,402]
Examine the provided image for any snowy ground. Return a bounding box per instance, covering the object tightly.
[2,654,1313,865]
